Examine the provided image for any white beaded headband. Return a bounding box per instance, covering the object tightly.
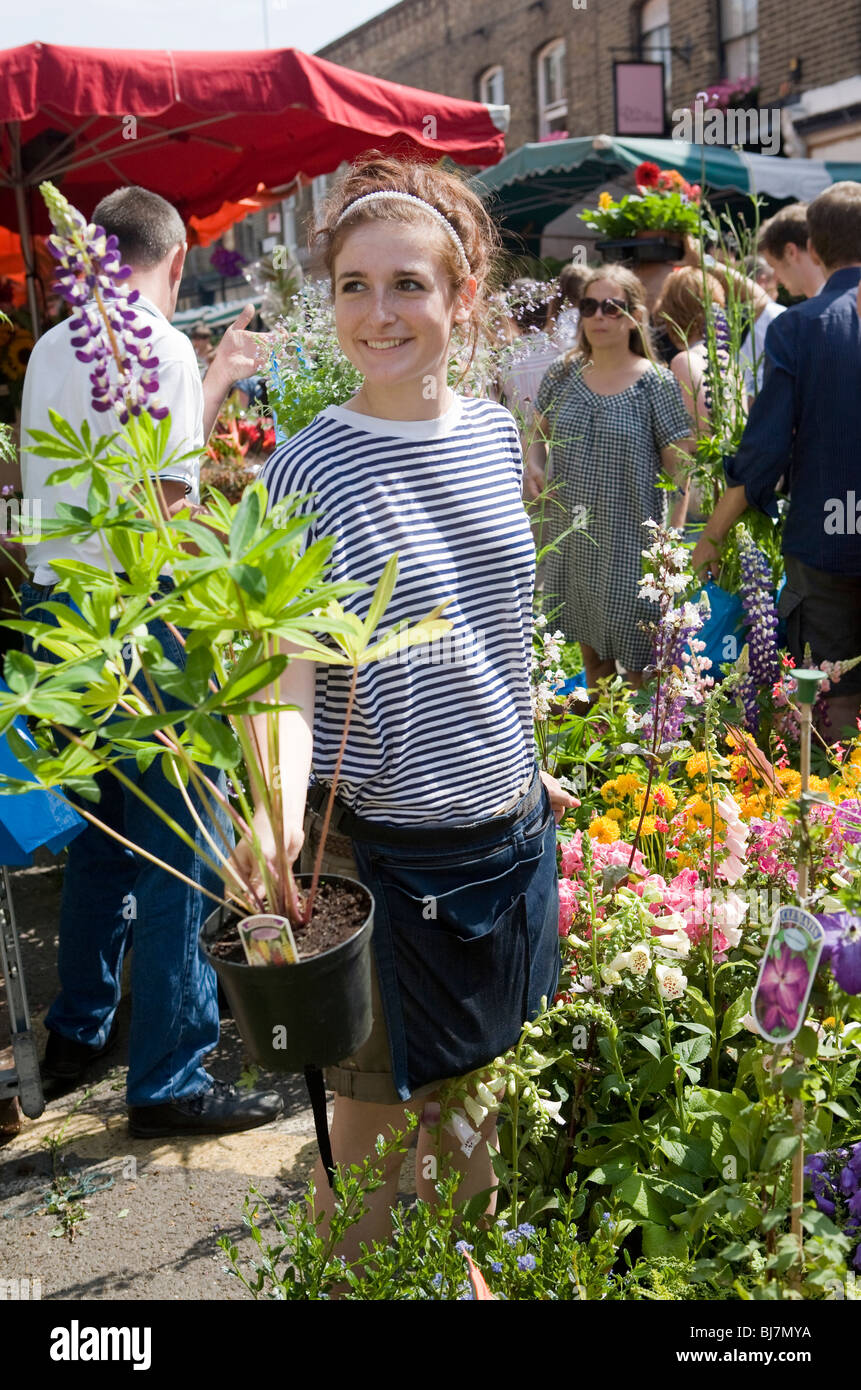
[334,191,471,275]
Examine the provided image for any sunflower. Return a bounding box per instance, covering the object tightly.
[0,329,33,381]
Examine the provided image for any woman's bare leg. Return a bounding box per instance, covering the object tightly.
[311,1093,423,1264]
[581,642,616,698]
[415,1102,499,1214]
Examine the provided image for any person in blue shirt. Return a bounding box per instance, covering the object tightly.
[693,182,861,742]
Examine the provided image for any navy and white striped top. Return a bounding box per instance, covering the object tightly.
[262,394,536,824]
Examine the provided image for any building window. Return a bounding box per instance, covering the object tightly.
[720,0,758,81]
[478,65,505,107]
[537,40,567,138]
[640,0,671,100]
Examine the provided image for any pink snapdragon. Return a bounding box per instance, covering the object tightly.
[558,878,579,936]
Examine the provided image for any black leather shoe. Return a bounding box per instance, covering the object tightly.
[43,1018,120,1082]
[128,1079,284,1138]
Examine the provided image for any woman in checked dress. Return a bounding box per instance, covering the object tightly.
[534,265,694,691]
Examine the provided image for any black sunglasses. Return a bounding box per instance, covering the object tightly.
[579,296,629,318]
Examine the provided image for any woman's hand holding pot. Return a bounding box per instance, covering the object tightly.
[228,804,305,907]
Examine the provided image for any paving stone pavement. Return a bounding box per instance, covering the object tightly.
[0,849,416,1300]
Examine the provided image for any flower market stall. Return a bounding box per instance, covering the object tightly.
[4,157,861,1306]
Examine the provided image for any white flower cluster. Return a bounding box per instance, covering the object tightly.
[531,614,568,721]
[639,521,690,603]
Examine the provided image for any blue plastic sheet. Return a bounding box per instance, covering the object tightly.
[694,580,745,671]
[0,679,84,865]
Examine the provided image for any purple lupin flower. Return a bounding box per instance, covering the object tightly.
[737,530,779,731]
[40,181,168,426]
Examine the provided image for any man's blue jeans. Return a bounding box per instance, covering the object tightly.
[20,579,234,1106]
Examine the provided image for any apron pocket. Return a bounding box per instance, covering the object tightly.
[385,877,531,1091]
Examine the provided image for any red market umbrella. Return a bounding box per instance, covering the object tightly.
[0,41,509,332]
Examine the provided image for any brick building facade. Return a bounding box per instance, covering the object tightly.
[180,0,860,304]
[318,0,860,159]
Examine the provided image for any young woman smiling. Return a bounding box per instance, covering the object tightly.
[238,155,576,1259]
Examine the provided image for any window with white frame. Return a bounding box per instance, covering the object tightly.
[537,40,567,138]
[478,65,505,108]
[640,0,671,99]
[720,0,758,81]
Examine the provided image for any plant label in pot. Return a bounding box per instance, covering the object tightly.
[238,913,299,965]
[201,875,375,1073]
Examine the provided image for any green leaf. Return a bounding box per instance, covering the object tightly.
[3,651,38,695]
[795,1024,819,1060]
[361,553,398,645]
[761,1132,800,1170]
[228,487,262,558]
[633,1031,662,1060]
[616,1173,672,1224]
[674,1034,712,1065]
[719,988,753,1045]
[228,564,267,603]
[641,1223,688,1259]
[218,653,289,707]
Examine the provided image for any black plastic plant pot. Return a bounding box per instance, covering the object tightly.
[596,235,684,265]
[200,874,374,1074]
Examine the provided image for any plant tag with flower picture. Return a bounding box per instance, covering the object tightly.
[238,914,299,966]
[752,906,825,1044]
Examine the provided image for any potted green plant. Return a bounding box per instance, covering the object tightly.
[1,183,451,1081]
[580,163,711,273]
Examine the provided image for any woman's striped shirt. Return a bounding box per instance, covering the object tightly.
[262,394,536,825]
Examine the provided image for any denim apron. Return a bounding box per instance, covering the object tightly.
[310,768,560,1101]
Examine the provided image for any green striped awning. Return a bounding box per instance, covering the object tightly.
[471,135,860,237]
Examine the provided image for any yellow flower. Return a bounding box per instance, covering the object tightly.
[689,796,713,825]
[600,780,618,804]
[605,807,624,821]
[685,752,708,779]
[589,815,620,844]
[627,813,658,837]
[598,191,613,210]
[808,775,831,795]
[675,852,693,870]
[615,773,641,796]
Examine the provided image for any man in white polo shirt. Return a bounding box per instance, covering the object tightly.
[19,186,283,1137]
